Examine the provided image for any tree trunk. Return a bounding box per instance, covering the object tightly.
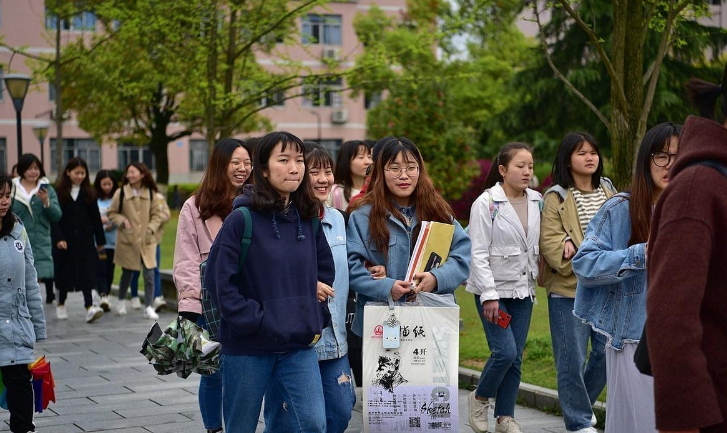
[150,137,170,186]
[54,1,64,176]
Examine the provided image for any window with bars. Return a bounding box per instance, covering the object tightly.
[45,8,96,31]
[260,90,286,108]
[302,77,343,107]
[365,91,382,110]
[50,138,102,172]
[302,14,342,45]
[307,139,343,161]
[117,144,155,171]
[189,140,209,172]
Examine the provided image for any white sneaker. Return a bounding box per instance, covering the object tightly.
[591,413,597,427]
[144,306,159,320]
[116,299,127,315]
[571,428,597,433]
[91,289,101,305]
[130,297,142,310]
[56,305,68,320]
[86,306,103,323]
[99,296,110,312]
[153,296,166,311]
[495,417,523,433]
[468,391,490,433]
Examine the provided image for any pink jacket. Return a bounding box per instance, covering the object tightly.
[173,196,223,314]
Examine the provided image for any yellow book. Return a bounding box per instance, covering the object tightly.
[405,222,455,282]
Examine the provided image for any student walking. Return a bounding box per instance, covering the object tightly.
[467,142,543,433]
[328,140,372,211]
[93,170,119,312]
[572,122,682,433]
[346,137,471,337]
[52,158,107,323]
[173,138,252,433]
[0,173,47,433]
[540,133,616,433]
[265,142,356,433]
[204,131,335,432]
[107,162,166,320]
[11,154,62,306]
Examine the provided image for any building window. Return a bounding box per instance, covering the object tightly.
[117,144,155,171]
[46,7,96,31]
[302,14,342,45]
[50,138,102,172]
[49,82,56,101]
[0,138,6,174]
[303,77,343,107]
[189,140,209,172]
[260,90,285,108]
[308,139,343,161]
[365,91,382,110]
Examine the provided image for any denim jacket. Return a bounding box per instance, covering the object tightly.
[314,206,349,360]
[347,203,471,337]
[572,193,648,350]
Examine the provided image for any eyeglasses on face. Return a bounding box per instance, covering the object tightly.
[651,152,677,168]
[384,165,419,178]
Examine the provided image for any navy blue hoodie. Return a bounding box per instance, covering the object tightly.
[205,193,334,355]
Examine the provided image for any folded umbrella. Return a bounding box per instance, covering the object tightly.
[28,356,55,413]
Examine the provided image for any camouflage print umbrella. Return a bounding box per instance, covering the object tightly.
[140,316,221,378]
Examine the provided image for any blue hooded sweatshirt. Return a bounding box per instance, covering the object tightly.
[205,193,335,355]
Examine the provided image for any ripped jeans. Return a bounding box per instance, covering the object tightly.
[264,355,356,433]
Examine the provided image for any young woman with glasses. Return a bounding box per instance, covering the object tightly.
[346,136,470,339]
[572,122,682,433]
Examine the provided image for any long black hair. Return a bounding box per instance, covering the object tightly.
[248,131,319,219]
[0,174,14,238]
[333,140,372,201]
[551,132,604,189]
[685,63,727,121]
[94,170,119,200]
[56,157,95,204]
[483,142,533,189]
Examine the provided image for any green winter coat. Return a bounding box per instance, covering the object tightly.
[11,178,62,280]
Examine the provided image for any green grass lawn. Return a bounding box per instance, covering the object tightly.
[133,212,604,399]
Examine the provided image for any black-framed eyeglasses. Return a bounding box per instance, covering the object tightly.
[384,165,420,179]
[651,152,677,168]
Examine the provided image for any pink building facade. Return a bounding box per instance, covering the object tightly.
[0,0,406,182]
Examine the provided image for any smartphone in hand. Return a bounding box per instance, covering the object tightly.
[39,183,48,191]
[496,309,512,329]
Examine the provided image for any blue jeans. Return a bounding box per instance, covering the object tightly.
[197,316,223,430]
[548,296,606,431]
[474,295,533,418]
[264,356,356,433]
[130,245,162,298]
[222,350,326,433]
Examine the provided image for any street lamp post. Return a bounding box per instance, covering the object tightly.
[4,74,32,160]
[32,124,49,167]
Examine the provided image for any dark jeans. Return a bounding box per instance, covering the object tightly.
[41,278,54,303]
[0,364,34,433]
[58,285,93,309]
[95,248,115,296]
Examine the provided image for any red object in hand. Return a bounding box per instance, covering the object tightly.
[496,310,512,329]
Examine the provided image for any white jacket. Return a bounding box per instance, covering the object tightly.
[466,183,542,303]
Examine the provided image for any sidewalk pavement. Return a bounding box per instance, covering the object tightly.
[0,290,587,432]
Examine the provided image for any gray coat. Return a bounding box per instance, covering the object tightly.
[0,217,47,367]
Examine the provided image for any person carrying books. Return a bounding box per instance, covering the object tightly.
[467,142,543,433]
[346,136,471,339]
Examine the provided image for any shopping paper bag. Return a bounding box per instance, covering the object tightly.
[362,293,459,432]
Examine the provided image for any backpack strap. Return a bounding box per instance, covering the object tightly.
[118,187,125,215]
[312,214,321,235]
[688,160,727,178]
[236,207,253,272]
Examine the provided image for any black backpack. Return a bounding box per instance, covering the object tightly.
[634,160,727,376]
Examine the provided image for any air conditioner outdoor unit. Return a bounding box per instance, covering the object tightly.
[322,47,341,61]
[331,109,348,124]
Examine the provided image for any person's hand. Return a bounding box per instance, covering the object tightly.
[101,216,109,224]
[96,245,105,252]
[563,239,577,259]
[413,272,437,293]
[122,219,132,230]
[390,280,413,301]
[104,223,114,232]
[368,265,386,279]
[481,300,499,324]
[36,188,49,207]
[317,281,334,302]
[56,241,68,250]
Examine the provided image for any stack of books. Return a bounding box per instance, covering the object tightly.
[405,222,455,282]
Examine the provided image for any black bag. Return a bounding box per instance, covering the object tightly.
[634,159,727,376]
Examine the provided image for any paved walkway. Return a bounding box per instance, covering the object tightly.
[0,290,582,432]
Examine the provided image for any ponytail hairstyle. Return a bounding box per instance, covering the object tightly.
[0,174,14,238]
[349,137,453,259]
[685,63,727,121]
[628,122,682,245]
[56,157,95,204]
[551,132,603,189]
[483,142,534,189]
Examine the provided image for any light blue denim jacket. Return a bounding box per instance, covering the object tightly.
[572,193,648,350]
[347,203,471,337]
[314,206,349,360]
